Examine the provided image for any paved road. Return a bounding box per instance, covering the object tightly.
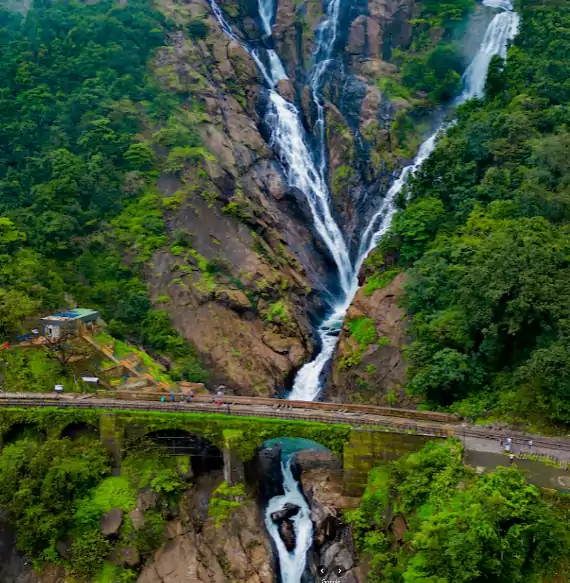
[3,393,570,464]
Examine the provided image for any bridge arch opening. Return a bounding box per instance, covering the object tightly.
[60,421,99,440]
[144,429,223,476]
[2,422,46,446]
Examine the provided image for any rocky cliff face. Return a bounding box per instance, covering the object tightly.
[146,0,335,395]
[138,474,275,583]
[325,272,416,406]
[0,514,64,583]
[145,0,432,394]
[294,450,366,583]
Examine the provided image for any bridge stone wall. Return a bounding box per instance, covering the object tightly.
[99,413,123,469]
[0,408,449,492]
[342,428,441,496]
[95,414,447,491]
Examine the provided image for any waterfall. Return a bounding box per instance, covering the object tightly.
[264,458,314,583]
[309,0,342,177]
[292,0,520,400]
[357,0,519,264]
[207,3,349,580]
[258,0,274,36]
[208,0,519,580]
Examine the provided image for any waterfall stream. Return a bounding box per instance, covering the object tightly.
[208,0,518,580]
[264,457,314,583]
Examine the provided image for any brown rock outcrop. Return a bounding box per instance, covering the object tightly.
[273,0,322,75]
[326,272,414,406]
[359,85,384,135]
[138,479,274,583]
[347,16,382,57]
[277,78,296,103]
[100,508,124,537]
[298,463,363,583]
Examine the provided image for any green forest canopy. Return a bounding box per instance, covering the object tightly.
[0,0,207,381]
[0,429,181,580]
[349,440,570,582]
[375,0,570,424]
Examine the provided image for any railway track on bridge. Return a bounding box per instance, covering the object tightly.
[0,393,455,438]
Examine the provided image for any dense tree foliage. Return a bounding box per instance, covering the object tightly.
[394,0,473,103]
[0,435,111,559]
[0,0,207,380]
[377,0,570,422]
[0,429,188,579]
[349,441,570,582]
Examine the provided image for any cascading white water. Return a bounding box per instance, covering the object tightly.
[258,0,274,36]
[293,0,520,402]
[264,458,314,583]
[309,0,342,176]
[286,0,359,401]
[206,3,347,580]
[266,94,354,294]
[208,0,518,580]
[459,4,520,101]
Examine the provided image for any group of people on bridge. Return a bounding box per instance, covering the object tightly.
[159,386,231,414]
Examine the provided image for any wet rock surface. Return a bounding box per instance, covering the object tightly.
[270,503,300,553]
[137,473,275,583]
[296,462,364,583]
[277,518,296,553]
[270,502,300,523]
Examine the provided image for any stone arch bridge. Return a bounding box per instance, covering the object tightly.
[1,393,570,495]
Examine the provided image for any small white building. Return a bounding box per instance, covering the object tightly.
[41,308,99,339]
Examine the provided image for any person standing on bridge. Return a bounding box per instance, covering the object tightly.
[170,393,175,403]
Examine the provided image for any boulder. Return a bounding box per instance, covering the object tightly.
[309,499,338,545]
[129,508,145,531]
[278,518,296,553]
[55,537,72,561]
[270,503,300,522]
[137,488,158,512]
[277,78,296,103]
[322,541,354,577]
[216,288,252,312]
[111,546,141,567]
[100,508,123,537]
